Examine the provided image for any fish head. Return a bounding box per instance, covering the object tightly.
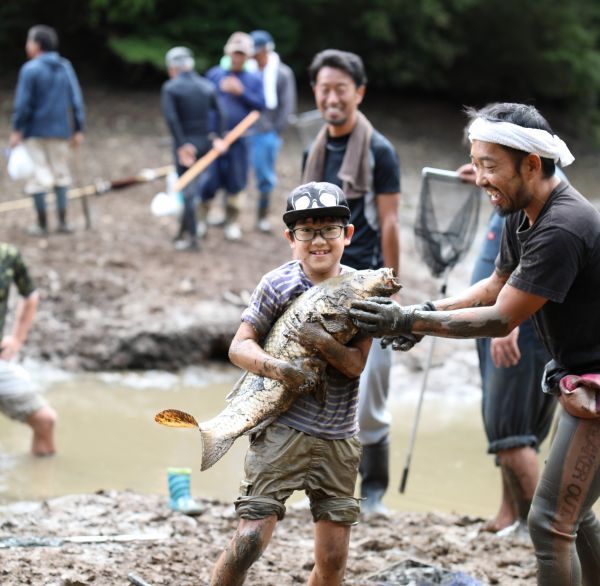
[351,268,402,299]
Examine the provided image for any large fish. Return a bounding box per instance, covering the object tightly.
[155,268,401,470]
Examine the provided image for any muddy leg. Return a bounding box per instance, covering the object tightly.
[482,466,518,532]
[499,446,539,523]
[210,516,276,586]
[308,520,351,586]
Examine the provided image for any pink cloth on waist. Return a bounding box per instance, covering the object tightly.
[559,374,600,415]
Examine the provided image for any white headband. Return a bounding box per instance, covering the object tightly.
[468,117,574,167]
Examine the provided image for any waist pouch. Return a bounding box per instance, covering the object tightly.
[559,374,600,420]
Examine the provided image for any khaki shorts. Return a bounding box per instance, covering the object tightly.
[24,138,72,194]
[235,421,362,525]
[0,361,47,422]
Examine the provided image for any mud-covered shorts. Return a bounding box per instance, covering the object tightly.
[0,361,47,422]
[235,421,362,525]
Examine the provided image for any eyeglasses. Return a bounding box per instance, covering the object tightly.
[291,225,344,241]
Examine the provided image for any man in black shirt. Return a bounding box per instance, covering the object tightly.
[351,102,600,585]
[303,49,401,515]
[161,47,225,250]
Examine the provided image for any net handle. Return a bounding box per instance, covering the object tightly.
[421,167,461,182]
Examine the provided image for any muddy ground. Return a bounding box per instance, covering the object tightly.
[0,491,538,586]
[0,87,596,584]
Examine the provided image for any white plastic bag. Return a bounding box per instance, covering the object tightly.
[7,144,34,181]
[150,191,183,217]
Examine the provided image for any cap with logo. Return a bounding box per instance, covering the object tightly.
[224,32,254,56]
[283,182,351,225]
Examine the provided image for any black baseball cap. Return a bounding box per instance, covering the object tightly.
[283,182,351,225]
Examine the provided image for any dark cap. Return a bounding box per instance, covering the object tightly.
[250,30,274,51]
[283,182,350,225]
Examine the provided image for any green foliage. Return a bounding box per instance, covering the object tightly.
[0,0,598,131]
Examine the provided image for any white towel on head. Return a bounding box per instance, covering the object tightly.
[262,51,280,109]
[468,117,575,167]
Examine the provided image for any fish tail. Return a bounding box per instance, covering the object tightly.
[199,428,236,471]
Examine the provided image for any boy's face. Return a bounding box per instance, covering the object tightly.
[284,216,354,282]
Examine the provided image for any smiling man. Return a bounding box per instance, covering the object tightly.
[303,49,402,515]
[350,102,600,585]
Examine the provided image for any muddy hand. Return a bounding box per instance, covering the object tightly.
[285,357,325,395]
[380,334,422,352]
[379,301,435,350]
[350,297,415,338]
[289,320,327,352]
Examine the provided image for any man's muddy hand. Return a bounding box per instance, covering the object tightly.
[350,297,415,338]
[379,301,436,351]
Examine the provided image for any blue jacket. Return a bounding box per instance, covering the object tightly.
[205,66,264,131]
[12,52,85,139]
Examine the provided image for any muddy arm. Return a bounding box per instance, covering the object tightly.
[297,322,372,379]
[229,322,308,387]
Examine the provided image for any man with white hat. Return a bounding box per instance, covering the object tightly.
[201,32,265,241]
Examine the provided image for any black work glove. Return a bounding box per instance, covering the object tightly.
[379,301,436,351]
[350,296,416,338]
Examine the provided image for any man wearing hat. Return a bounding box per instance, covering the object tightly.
[161,46,226,251]
[248,30,297,233]
[201,32,265,241]
[211,181,372,586]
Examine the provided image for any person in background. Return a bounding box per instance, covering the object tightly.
[161,46,226,251]
[303,49,401,515]
[248,30,296,233]
[350,102,600,585]
[0,242,56,456]
[201,32,265,241]
[10,25,85,236]
[459,162,557,536]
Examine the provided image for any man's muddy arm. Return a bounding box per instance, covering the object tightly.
[432,269,508,312]
[413,283,547,339]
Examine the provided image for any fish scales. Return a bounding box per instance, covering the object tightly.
[155,268,401,470]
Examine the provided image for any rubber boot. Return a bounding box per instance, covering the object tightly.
[359,440,390,515]
[224,192,243,241]
[27,193,48,236]
[256,197,271,233]
[196,201,211,240]
[167,468,204,516]
[56,187,73,233]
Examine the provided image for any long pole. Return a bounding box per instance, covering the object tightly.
[399,265,451,494]
[173,110,260,193]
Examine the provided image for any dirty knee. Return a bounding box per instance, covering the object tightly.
[230,529,265,569]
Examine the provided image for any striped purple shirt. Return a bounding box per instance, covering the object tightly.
[241,260,359,440]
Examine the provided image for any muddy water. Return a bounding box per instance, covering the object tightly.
[0,355,559,518]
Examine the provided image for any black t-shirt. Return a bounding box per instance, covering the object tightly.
[497,180,600,371]
[304,129,400,270]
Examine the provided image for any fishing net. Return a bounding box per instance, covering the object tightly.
[289,109,324,150]
[414,167,482,278]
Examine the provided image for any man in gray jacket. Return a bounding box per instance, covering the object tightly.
[249,30,296,233]
[10,25,85,235]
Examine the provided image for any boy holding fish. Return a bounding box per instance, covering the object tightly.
[210,181,395,586]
